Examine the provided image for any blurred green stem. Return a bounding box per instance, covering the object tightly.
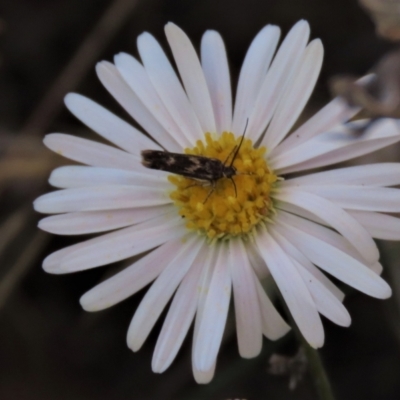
[279,291,336,400]
[298,333,336,400]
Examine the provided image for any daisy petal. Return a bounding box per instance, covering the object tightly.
[65,93,159,155]
[276,210,378,271]
[114,52,186,148]
[282,163,400,187]
[271,75,374,157]
[249,20,310,142]
[165,23,216,134]
[231,239,263,358]
[49,166,168,188]
[80,235,186,311]
[270,227,349,325]
[127,234,202,351]
[232,24,281,138]
[137,32,202,144]
[254,277,291,340]
[44,133,140,170]
[201,30,232,134]
[247,240,270,279]
[194,243,231,371]
[298,186,400,212]
[275,200,326,226]
[33,185,170,214]
[272,118,400,174]
[95,61,177,152]
[43,211,184,273]
[282,211,380,281]
[255,227,324,348]
[275,220,392,299]
[263,39,323,151]
[38,204,173,235]
[192,245,218,383]
[152,240,206,373]
[193,364,216,385]
[270,227,344,301]
[275,188,379,263]
[348,210,400,240]
[272,98,359,157]
[293,258,351,327]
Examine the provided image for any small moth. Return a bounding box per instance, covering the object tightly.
[141,121,248,202]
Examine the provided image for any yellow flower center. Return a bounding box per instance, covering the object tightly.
[169,132,277,240]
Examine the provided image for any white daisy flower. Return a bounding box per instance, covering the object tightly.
[34,20,398,383]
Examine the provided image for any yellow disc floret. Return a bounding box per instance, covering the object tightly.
[169,132,277,240]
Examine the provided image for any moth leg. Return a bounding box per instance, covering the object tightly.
[184,179,211,191]
[203,181,216,204]
[229,177,237,197]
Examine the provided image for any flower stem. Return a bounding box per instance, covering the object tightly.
[277,289,336,400]
[299,335,336,400]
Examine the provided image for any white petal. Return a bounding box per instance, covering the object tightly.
[43,211,184,273]
[34,185,170,214]
[272,76,374,157]
[272,98,359,158]
[193,364,216,385]
[49,166,168,188]
[274,219,392,299]
[255,227,324,348]
[254,277,291,340]
[292,258,351,327]
[44,133,140,170]
[297,185,400,212]
[269,226,344,301]
[65,93,159,155]
[275,210,379,272]
[231,239,263,358]
[152,240,206,372]
[192,245,218,383]
[270,226,349,325]
[80,235,186,311]
[348,210,400,240]
[49,165,171,190]
[165,23,216,134]
[274,200,326,226]
[263,39,323,151]
[127,234,203,351]
[193,243,231,371]
[136,33,202,145]
[38,204,173,235]
[371,262,384,275]
[246,240,270,280]
[201,30,232,134]
[114,52,186,148]
[249,20,310,142]
[282,163,400,188]
[275,188,379,263]
[96,61,178,152]
[272,118,400,174]
[232,24,281,138]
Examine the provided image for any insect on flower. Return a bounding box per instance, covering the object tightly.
[141,121,248,202]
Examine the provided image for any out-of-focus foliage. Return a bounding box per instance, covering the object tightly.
[360,0,400,40]
[268,348,307,391]
[330,48,400,118]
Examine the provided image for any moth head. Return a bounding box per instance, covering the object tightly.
[223,165,236,178]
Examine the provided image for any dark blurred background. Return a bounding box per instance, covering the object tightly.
[0,0,400,399]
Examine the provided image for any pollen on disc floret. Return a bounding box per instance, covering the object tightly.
[169,132,277,240]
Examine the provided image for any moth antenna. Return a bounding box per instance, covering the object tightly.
[203,181,216,204]
[228,118,249,167]
[230,177,237,197]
